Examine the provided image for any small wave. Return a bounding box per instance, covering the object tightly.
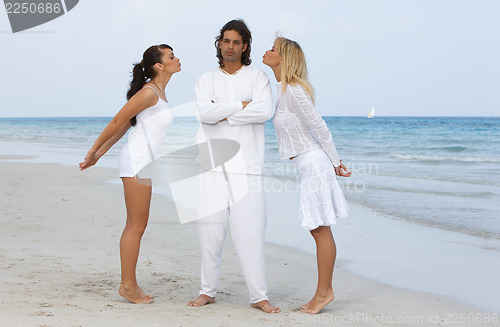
[370,171,500,187]
[430,146,467,152]
[392,153,500,163]
[363,185,495,198]
[363,151,385,156]
[344,198,500,240]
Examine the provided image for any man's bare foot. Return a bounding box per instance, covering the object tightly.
[119,285,153,304]
[301,290,334,314]
[187,294,215,307]
[251,300,280,313]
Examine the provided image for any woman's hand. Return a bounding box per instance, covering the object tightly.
[78,89,155,172]
[79,151,98,171]
[334,161,351,177]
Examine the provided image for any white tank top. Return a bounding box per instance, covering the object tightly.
[119,85,173,176]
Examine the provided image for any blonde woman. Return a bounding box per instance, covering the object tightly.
[263,37,351,314]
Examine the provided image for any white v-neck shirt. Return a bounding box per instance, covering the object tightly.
[194,65,273,174]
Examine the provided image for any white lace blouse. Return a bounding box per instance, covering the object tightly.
[273,82,341,167]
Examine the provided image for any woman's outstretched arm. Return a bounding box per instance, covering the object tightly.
[79,88,157,170]
[94,120,132,160]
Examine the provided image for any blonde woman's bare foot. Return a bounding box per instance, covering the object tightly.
[251,300,280,313]
[137,286,154,299]
[301,291,334,314]
[119,285,153,304]
[300,299,313,309]
[300,291,335,309]
[187,294,215,307]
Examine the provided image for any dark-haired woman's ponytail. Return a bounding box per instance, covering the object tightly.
[126,61,147,126]
[125,44,172,126]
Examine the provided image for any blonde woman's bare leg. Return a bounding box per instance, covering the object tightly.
[301,226,336,314]
[118,177,153,304]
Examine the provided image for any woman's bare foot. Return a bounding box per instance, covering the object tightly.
[300,298,313,309]
[300,290,335,309]
[301,290,334,314]
[300,291,335,309]
[119,285,153,304]
[187,294,215,307]
[137,286,154,299]
[251,300,281,313]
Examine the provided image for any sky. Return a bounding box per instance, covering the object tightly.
[0,0,499,117]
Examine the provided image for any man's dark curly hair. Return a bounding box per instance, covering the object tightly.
[215,19,252,67]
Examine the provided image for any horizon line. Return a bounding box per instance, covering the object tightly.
[1,115,500,119]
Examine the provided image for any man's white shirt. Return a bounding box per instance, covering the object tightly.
[195,65,273,175]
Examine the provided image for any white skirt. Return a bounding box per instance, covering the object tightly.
[291,148,348,230]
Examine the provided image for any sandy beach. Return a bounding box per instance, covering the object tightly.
[1,159,498,327]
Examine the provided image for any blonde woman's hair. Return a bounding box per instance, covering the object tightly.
[274,36,314,102]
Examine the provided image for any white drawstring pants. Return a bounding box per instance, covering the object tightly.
[196,172,268,303]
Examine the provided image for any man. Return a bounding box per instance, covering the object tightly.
[187,19,279,313]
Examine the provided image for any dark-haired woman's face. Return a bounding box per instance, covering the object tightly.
[160,49,181,74]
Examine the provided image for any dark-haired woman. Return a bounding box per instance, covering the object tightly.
[79,44,181,304]
[263,37,351,314]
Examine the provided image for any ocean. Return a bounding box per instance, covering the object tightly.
[1,116,499,240]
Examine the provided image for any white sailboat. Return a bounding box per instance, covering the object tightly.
[367,106,375,118]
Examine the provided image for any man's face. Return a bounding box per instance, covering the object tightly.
[219,30,248,64]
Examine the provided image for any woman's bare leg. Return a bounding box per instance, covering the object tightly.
[118,177,153,304]
[301,226,336,314]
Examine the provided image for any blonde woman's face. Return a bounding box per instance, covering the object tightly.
[262,45,281,68]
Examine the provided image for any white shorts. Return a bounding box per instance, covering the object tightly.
[118,144,152,179]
